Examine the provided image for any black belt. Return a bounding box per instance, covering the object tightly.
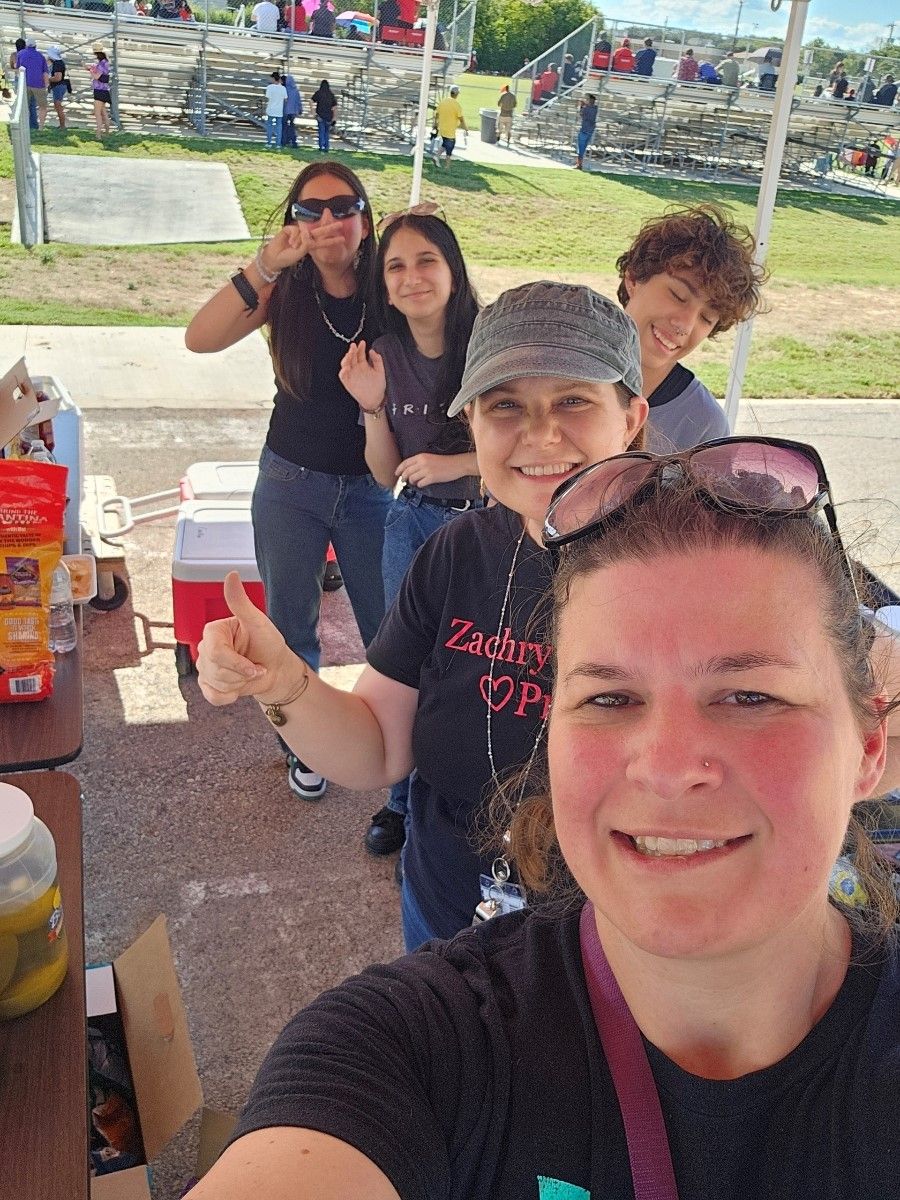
[400,485,474,512]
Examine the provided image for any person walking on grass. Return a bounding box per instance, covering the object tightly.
[575,93,597,169]
[264,70,287,148]
[432,85,466,168]
[312,79,337,151]
[88,44,111,137]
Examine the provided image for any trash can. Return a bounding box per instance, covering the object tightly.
[479,107,499,144]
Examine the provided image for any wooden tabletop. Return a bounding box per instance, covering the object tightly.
[0,611,83,773]
[0,771,87,1200]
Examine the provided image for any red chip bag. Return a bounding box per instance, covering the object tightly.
[0,459,69,702]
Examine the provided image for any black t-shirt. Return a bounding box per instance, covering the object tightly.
[231,909,900,1200]
[265,290,376,475]
[367,504,553,938]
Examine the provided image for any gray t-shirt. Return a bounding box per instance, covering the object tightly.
[375,332,480,502]
[646,364,729,452]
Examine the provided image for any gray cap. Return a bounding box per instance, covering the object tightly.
[447,281,643,417]
[25,36,37,46]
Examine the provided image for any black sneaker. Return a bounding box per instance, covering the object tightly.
[363,807,406,856]
[287,755,327,801]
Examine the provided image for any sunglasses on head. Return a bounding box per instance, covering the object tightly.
[376,201,444,235]
[543,436,859,602]
[290,194,366,223]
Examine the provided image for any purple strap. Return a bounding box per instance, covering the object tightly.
[579,902,679,1200]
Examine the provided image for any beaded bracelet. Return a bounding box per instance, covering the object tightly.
[254,246,282,285]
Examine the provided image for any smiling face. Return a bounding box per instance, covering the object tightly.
[623,270,719,393]
[549,545,885,962]
[382,226,453,326]
[466,377,647,533]
[296,172,370,273]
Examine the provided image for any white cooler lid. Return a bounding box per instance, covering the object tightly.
[172,500,262,582]
[183,461,258,500]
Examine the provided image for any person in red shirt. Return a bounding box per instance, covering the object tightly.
[397,0,417,28]
[283,2,307,32]
[540,62,559,101]
[612,37,634,73]
[531,74,543,107]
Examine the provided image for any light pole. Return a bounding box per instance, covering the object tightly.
[732,0,744,52]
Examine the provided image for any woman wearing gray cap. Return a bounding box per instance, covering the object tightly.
[197,281,648,947]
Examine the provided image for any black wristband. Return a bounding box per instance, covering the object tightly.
[230,270,259,312]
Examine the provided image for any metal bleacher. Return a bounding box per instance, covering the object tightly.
[0,0,472,145]
[509,17,900,185]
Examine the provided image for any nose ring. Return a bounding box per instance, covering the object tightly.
[702,760,710,769]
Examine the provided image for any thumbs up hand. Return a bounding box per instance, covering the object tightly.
[197,572,301,707]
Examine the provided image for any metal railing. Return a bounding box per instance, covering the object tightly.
[510,16,597,116]
[10,67,43,247]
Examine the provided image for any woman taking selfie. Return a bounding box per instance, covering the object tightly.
[191,437,899,1199]
[339,206,480,856]
[186,162,393,801]
[196,282,649,946]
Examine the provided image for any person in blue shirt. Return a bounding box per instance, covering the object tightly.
[633,37,656,77]
[281,72,302,147]
[575,93,597,169]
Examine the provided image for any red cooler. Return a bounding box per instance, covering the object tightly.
[171,500,266,676]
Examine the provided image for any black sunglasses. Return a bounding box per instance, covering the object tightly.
[290,195,366,223]
[543,436,860,603]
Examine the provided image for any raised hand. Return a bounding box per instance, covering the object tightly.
[197,572,304,707]
[339,341,387,413]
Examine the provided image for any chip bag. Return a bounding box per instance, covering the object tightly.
[0,459,69,702]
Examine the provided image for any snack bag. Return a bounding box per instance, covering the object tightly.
[0,459,69,702]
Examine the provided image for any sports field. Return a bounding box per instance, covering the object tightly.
[2,129,898,397]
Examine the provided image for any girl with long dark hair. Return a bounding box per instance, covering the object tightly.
[339,207,480,856]
[186,161,393,801]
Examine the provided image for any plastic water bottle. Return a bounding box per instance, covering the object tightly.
[24,438,55,463]
[48,561,77,654]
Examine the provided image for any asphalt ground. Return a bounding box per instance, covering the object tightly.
[62,390,899,1198]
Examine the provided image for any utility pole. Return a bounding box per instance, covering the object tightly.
[732,0,744,52]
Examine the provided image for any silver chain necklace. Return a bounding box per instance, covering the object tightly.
[314,286,365,344]
[486,525,548,789]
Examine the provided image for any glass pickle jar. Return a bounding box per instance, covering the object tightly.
[0,782,68,1021]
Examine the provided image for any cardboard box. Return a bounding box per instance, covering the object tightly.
[86,916,204,1200]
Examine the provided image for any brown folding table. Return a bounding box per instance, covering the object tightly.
[0,770,87,1200]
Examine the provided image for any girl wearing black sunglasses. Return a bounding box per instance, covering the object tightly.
[186,161,393,803]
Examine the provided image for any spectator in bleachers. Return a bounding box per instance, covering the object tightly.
[574,93,597,169]
[497,84,516,145]
[812,84,824,98]
[310,0,336,38]
[616,204,765,450]
[16,38,48,130]
[633,38,656,78]
[265,70,287,148]
[283,0,307,32]
[251,0,280,32]
[591,31,611,70]
[562,53,582,88]
[874,75,897,106]
[46,46,69,130]
[698,60,721,85]
[611,37,634,74]
[396,0,418,29]
[828,61,845,87]
[831,70,849,100]
[716,50,739,88]
[377,0,399,37]
[540,62,559,102]
[281,72,302,145]
[674,48,699,83]
[179,1,196,20]
[860,77,876,104]
[846,88,856,102]
[312,79,337,149]
[757,49,778,92]
[530,74,543,108]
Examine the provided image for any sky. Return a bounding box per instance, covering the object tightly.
[607,1,898,52]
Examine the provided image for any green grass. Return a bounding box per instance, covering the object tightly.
[3,127,900,394]
[450,72,516,130]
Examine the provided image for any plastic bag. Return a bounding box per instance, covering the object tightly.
[0,459,69,702]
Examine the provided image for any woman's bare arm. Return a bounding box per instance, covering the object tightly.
[186,1128,401,1200]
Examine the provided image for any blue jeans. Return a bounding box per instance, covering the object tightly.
[27,92,38,130]
[401,874,440,951]
[265,115,283,147]
[576,129,592,160]
[251,445,392,671]
[382,488,478,816]
[316,116,330,151]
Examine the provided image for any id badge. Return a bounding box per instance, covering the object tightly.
[472,873,527,924]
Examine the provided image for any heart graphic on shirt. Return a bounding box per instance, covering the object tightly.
[479,674,515,712]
